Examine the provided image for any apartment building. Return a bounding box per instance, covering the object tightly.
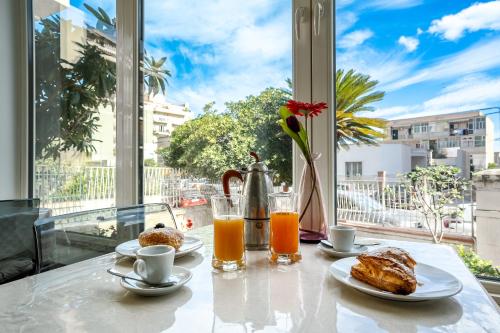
[143,97,193,162]
[384,111,494,172]
[52,15,193,166]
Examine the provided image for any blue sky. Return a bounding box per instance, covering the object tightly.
[69,0,500,150]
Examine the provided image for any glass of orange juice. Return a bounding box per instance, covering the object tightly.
[268,192,301,265]
[211,195,245,271]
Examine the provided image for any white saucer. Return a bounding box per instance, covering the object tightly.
[115,236,203,259]
[120,266,192,296]
[317,243,368,258]
[329,257,463,301]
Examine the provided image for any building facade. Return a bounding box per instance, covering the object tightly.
[51,14,193,166]
[336,144,426,180]
[143,97,193,163]
[384,111,494,172]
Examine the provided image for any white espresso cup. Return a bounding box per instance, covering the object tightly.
[329,226,356,252]
[133,245,175,284]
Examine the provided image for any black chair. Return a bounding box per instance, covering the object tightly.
[34,203,177,273]
[0,199,48,284]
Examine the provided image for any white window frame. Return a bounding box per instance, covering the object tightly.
[293,0,335,225]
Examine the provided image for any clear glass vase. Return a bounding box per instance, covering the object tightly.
[298,153,327,241]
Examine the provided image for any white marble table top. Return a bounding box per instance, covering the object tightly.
[0,225,499,333]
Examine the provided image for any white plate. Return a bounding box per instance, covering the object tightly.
[120,266,192,296]
[115,236,203,259]
[317,243,368,258]
[329,257,463,301]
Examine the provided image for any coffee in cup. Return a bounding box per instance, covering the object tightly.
[329,226,356,252]
[133,245,175,284]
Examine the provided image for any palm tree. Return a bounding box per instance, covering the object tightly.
[143,51,171,98]
[336,69,387,149]
[84,3,171,98]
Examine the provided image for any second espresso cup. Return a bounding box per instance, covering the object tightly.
[329,226,356,252]
[133,245,175,284]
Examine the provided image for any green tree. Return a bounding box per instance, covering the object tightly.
[159,103,254,180]
[35,16,116,159]
[160,87,293,183]
[144,51,171,98]
[227,87,292,184]
[405,165,469,243]
[336,69,387,149]
[84,4,171,99]
[36,4,172,159]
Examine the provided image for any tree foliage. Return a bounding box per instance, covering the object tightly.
[35,4,171,160]
[456,245,500,278]
[159,88,293,184]
[336,69,387,149]
[35,16,116,159]
[404,165,469,243]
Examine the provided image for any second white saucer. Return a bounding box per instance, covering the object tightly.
[317,243,368,258]
[120,266,192,296]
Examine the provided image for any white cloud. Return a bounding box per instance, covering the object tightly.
[144,0,279,44]
[386,37,500,91]
[336,0,355,9]
[338,29,374,48]
[363,0,423,10]
[398,35,419,52]
[142,0,292,114]
[372,74,500,120]
[429,1,500,41]
[416,28,423,35]
[336,11,358,36]
[337,46,418,91]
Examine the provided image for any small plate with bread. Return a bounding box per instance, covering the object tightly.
[116,223,203,259]
[329,247,462,301]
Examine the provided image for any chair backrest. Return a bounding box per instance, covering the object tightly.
[0,199,43,284]
[34,203,176,273]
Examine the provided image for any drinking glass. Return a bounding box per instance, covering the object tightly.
[268,192,301,264]
[211,195,246,271]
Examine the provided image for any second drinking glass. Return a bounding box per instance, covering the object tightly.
[268,192,301,265]
[211,195,246,271]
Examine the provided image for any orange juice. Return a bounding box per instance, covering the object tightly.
[270,212,299,254]
[213,218,244,261]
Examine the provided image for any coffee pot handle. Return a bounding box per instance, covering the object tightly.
[222,170,243,197]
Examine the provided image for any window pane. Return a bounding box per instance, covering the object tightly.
[34,0,117,215]
[142,1,293,230]
[336,1,500,278]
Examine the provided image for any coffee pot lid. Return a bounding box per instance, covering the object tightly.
[247,152,270,172]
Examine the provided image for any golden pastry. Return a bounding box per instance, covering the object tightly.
[351,247,417,295]
[138,223,184,250]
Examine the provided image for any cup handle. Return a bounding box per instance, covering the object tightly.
[133,259,147,280]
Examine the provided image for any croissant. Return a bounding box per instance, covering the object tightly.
[139,226,184,250]
[351,247,417,295]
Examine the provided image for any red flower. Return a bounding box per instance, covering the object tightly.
[286,100,327,118]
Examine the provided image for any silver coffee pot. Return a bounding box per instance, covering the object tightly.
[222,152,274,250]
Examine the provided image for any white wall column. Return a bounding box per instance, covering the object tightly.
[0,0,29,199]
[473,169,500,265]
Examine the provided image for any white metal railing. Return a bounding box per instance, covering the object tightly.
[337,179,475,237]
[34,165,205,215]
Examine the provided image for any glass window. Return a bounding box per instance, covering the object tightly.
[33,0,117,215]
[335,0,499,280]
[345,162,362,178]
[142,1,293,229]
[475,136,485,147]
[475,117,486,130]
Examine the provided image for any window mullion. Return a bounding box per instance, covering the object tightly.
[116,0,140,207]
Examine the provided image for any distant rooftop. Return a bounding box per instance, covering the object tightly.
[388,110,485,126]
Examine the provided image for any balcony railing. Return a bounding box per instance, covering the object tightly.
[337,179,475,239]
